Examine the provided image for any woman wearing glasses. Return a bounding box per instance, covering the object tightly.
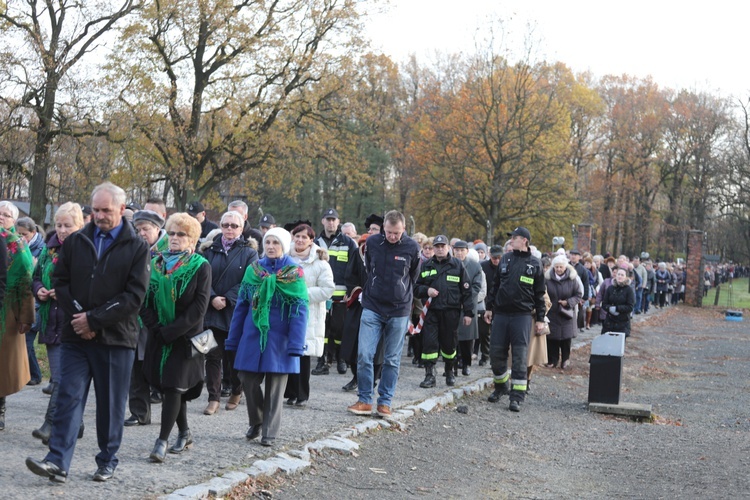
[141,213,211,462]
[200,211,258,415]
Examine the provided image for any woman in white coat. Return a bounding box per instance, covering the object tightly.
[284,224,334,407]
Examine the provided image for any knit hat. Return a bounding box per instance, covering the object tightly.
[552,254,568,267]
[474,242,487,254]
[133,209,165,229]
[263,227,291,255]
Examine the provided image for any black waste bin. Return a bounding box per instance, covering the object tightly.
[588,332,625,405]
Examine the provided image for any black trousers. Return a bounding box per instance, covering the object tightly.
[546,338,571,367]
[205,328,242,401]
[284,355,311,403]
[477,312,491,358]
[128,358,151,423]
[420,309,460,363]
[323,301,346,361]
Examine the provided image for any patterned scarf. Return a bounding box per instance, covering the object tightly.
[238,260,308,352]
[145,250,207,379]
[35,242,59,335]
[0,227,33,345]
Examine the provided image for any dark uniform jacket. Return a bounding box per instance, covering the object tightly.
[415,256,473,317]
[315,228,357,301]
[53,218,150,348]
[486,249,546,322]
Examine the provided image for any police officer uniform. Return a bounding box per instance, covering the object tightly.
[485,227,546,411]
[414,235,473,388]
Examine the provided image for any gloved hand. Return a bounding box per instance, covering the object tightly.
[608,306,619,316]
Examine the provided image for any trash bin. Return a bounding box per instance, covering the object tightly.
[588,332,625,404]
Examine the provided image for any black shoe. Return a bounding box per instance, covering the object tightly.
[420,365,436,388]
[149,439,168,463]
[168,429,193,454]
[294,400,307,408]
[27,379,42,386]
[93,465,115,482]
[342,377,358,392]
[32,422,52,442]
[220,387,232,398]
[462,366,470,376]
[42,383,54,395]
[25,458,67,483]
[260,436,275,447]
[488,383,509,403]
[478,356,487,366]
[509,400,521,412]
[337,360,347,374]
[311,362,329,375]
[446,372,455,386]
[124,415,149,426]
[150,391,162,404]
[412,356,418,365]
[284,398,296,406]
[246,424,262,440]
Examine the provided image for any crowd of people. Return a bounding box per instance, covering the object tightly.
[0,185,736,485]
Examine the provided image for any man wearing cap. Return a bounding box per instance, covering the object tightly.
[259,214,276,235]
[347,210,420,418]
[123,209,166,427]
[81,205,93,225]
[483,227,546,412]
[568,249,590,332]
[187,201,219,241]
[312,208,357,375]
[414,236,473,388]
[478,245,503,366]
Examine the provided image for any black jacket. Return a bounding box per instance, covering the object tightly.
[415,256,473,316]
[486,249,546,321]
[202,235,259,332]
[573,261,591,300]
[602,280,635,336]
[362,232,421,317]
[242,221,264,251]
[315,228,357,301]
[53,219,150,348]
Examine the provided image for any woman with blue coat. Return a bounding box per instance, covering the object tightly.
[225,227,308,447]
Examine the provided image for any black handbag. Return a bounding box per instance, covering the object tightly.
[190,329,218,358]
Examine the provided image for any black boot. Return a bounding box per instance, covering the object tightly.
[488,381,509,403]
[311,357,329,375]
[342,376,357,392]
[150,439,168,463]
[419,363,436,388]
[168,429,193,454]
[0,396,5,431]
[33,382,57,442]
[445,360,456,386]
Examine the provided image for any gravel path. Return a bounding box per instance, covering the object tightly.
[251,306,750,499]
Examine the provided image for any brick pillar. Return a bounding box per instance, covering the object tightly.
[576,224,592,254]
[685,230,704,307]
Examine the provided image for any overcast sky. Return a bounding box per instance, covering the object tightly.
[365,1,748,98]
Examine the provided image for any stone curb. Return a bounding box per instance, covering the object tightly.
[159,377,495,499]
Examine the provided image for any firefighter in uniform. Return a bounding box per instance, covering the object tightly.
[483,227,546,412]
[414,235,473,388]
[312,208,357,375]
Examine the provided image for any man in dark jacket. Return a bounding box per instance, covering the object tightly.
[312,208,357,375]
[414,235,473,388]
[26,182,150,484]
[347,210,420,418]
[478,245,502,366]
[483,227,546,412]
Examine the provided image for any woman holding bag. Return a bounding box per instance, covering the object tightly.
[142,213,211,462]
[544,254,583,370]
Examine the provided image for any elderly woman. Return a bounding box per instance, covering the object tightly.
[544,254,583,370]
[284,224,334,407]
[654,262,671,308]
[0,200,35,431]
[32,203,86,441]
[142,213,211,462]
[602,266,636,337]
[202,210,258,415]
[226,228,308,447]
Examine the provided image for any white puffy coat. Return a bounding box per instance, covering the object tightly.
[292,245,335,357]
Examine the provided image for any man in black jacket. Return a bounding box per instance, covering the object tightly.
[478,245,502,366]
[414,235,473,388]
[26,182,150,484]
[483,227,546,412]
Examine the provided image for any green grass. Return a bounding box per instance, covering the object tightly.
[703,277,750,309]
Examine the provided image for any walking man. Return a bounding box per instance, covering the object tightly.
[26,182,150,483]
[483,227,546,412]
[347,210,420,417]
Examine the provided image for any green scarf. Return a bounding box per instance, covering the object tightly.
[34,243,59,335]
[0,227,34,346]
[145,251,207,379]
[238,261,308,352]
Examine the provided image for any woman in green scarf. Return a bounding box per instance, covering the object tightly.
[0,200,35,431]
[225,227,308,447]
[141,213,211,462]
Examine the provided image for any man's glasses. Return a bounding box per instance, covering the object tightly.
[221,223,240,229]
[167,231,188,237]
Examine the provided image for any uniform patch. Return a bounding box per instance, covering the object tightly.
[394,256,406,261]
[463,282,470,289]
[520,276,534,285]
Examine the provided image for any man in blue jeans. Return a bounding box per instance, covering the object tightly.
[347,210,420,418]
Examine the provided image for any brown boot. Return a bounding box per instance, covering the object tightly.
[203,401,220,415]
[225,394,241,411]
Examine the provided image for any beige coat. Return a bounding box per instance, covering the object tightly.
[0,293,35,397]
